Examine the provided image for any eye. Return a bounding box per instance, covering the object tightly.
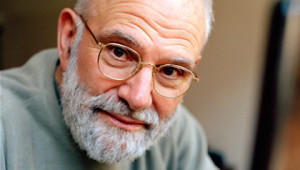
[162,67,175,75]
[160,66,184,78]
[106,45,132,61]
[113,47,125,58]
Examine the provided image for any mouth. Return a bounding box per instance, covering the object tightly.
[93,108,149,131]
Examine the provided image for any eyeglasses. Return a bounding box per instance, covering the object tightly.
[78,15,199,98]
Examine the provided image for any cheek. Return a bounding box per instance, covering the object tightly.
[154,96,182,118]
[75,45,115,95]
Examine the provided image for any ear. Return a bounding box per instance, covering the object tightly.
[195,55,202,65]
[57,8,78,72]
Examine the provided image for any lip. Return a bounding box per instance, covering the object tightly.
[99,110,147,131]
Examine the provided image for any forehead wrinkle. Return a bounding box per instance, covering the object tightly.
[105,1,203,45]
[130,1,204,48]
[113,13,197,63]
[151,19,203,48]
[113,12,157,44]
[132,2,203,48]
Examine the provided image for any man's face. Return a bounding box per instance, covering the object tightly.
[60,0,206,163]
[76,0,205,119]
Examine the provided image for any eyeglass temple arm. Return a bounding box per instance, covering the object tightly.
[78,15,100,46]
[193,73,200,82]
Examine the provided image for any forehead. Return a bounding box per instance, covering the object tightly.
[87,0,206,60]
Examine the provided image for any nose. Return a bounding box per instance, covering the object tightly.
[117,66,153,111]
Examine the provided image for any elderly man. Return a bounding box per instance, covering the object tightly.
[1,0,217,169]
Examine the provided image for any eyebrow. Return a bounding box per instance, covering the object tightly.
[97,30,141,49]
[168,57,195,70]
[96,30,194,70]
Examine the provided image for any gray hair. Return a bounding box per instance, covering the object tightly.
[202,0,214,43]
[74,0,214,43]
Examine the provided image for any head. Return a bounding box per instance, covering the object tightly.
[56,0,213,163]
[74,0,214,43]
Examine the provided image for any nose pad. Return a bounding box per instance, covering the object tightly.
[140,63,157,72]
[134,62,156,77]
[118,66,154,111]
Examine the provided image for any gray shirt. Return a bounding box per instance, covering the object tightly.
[0,49,217,170]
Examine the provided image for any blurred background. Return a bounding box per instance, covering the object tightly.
[1,0,299,169]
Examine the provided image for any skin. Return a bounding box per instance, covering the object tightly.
[56,0,206,130]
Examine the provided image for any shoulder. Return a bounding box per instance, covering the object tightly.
[0,48,58,112]
[0,49,64,170]
[0,48,58,87]
[0,48,60,132]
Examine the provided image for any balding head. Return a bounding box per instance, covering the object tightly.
[74,0,214,43]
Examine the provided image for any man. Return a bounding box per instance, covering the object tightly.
[1,0,217,169]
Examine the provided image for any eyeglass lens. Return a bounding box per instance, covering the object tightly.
[97,43,194,98]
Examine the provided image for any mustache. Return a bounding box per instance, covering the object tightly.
[88,94,159,126]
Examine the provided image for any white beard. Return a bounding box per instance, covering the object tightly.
[60,19,178,163]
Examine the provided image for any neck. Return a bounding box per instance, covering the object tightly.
[55,65,63,91]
